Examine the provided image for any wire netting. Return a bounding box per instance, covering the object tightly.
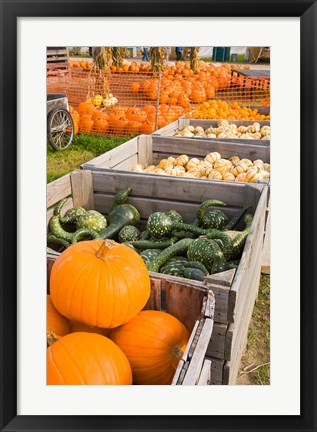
[47,60,270,136]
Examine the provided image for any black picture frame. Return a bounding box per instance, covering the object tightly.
[0,1,316,431]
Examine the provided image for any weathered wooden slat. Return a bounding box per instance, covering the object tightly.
[207,357,225,385]
[261,196,271,274]
[152,136,270,163]
[92,170,262,208]
[182,318,214,385]
[205,269,236,288]
[112,154,138,171]
[197,359,212,385]
[81,138,138,170]
[165,280,205,333]
[70,170,94,209]
[144,278,161,310]
[229,187,267,322]
[137,134,152,166]
[47,173,72,208]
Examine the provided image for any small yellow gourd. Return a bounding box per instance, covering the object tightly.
[204,152,221,165]
[235,173,247,182]
[222,172,235,182]
[132,164,144,173]
[186,158,201,170]
[208,170,222,180]
[175,154,189,167]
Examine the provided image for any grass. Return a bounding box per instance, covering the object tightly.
[237,273,270,385]
[47,134,129,183]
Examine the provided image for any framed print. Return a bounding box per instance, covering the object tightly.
[0,0,316,431]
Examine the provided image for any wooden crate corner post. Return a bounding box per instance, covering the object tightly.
[70,170,95,210]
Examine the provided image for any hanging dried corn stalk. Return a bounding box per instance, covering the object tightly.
[190,47,200,74]
[88,47,113,98]
[149,47,165,72]
[112,47,127,68]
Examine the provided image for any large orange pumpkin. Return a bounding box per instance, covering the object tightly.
[47,332,132,385]
[50,240,151,328]
[110,310,190,385]
[47,295,70,339]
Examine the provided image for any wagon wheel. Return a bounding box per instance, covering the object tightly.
[47,108,74,151]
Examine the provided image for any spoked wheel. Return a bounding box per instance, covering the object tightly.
[47,108,74,151]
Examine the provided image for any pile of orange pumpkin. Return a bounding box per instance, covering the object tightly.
[187,100,270,120]
[69,60,92,70]
[69,99,191,135]
[47,240,190,385]
[128,61,257,107]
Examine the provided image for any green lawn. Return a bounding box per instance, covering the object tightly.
[47,134,129,183]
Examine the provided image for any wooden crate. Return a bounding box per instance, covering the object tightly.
[47,47,69,65]
[153,117,270,146]
[81,135,270,179]
[47,252,215,386]
[47,170,268,384]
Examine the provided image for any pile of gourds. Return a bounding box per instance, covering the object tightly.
[173,120,270,140]
[132,152,270,183]
[48,187,252,278]
[47,188,254,385]
[186,100,270,121]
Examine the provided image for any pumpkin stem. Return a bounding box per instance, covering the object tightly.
[172,344,183,359]
[96,239,117,260]
[47,331,59,346]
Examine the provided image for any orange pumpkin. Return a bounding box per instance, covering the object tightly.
[127,120,142,134]
[50,240,151,328]
[47,295,70,339]
[130,82,140,93]
[94,118,109,133]
[77,101,95,115]
[110,310,190,385]
[47,332,132,385]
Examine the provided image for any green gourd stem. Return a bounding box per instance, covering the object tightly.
[183,267,206,281]
[54,198,68,217]
[99,204,140,239]
[54,199,86,224]
[184,261,209,275]
[49,215,74,242]
[71,228,100,244]
[109,187,133,211]
[61,207,86,224]
[147,238,194,272]
[197,200,227,228]
[225,206,251,230]
[47,234,71,250]
[122,238,176,251]
[225,214,254,260]
[205,230,233,260]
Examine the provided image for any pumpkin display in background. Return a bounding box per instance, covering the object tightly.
[110,310,190,385]
[47,295,70,340]
[47,332,132,385]
[70,321,111,337]
[50,240,151,328]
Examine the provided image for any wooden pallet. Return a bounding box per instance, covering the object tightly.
[47,47,69,65]
[47,170,268,384]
